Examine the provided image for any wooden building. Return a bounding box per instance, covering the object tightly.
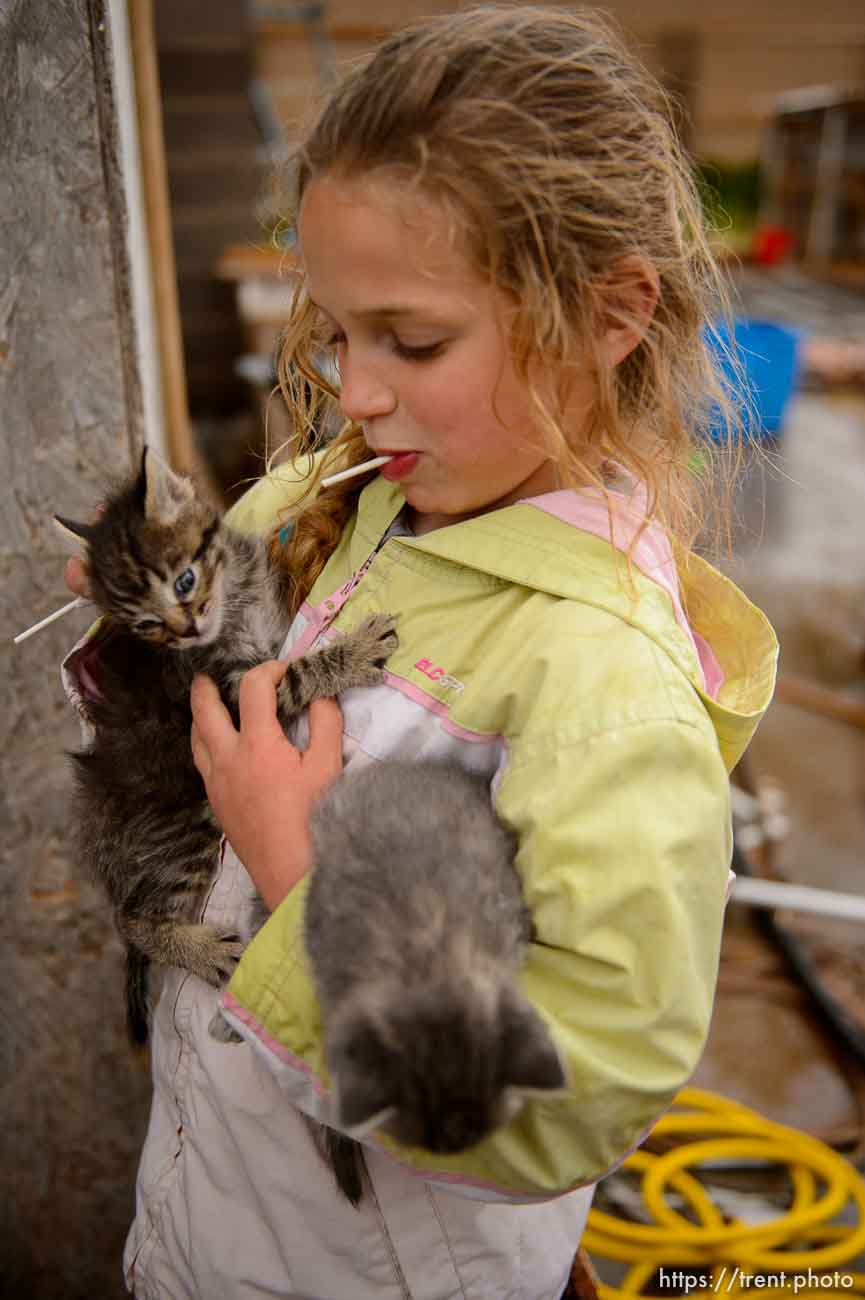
[153,0,865,420]
[760,86,865,263]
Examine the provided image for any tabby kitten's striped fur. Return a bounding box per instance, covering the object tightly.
[57,449,397,1043]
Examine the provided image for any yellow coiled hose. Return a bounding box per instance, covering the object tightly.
[583,1088,865,1298]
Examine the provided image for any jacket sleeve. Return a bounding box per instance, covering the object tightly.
[223,459,321,533]
[490,713,731,1193]
[225,707,732,1203]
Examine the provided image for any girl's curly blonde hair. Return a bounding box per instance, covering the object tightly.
[269,4,738,616]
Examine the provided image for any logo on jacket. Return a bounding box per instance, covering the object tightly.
[414,658,465,693]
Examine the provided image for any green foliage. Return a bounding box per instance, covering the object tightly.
[695,160,762,235]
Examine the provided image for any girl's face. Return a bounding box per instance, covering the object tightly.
[298,175,594,533]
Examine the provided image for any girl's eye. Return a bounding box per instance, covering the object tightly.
[174,568,196,597]
[326,330,444,362]
[133,618,162,633]
[392,338,446,362]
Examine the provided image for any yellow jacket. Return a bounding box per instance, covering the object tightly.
[223,470,777,1200]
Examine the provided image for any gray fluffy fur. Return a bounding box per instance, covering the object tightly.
[305,761,566,1204]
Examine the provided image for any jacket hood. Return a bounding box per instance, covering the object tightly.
[353,476,777,773]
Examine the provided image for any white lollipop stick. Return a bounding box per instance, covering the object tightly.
[13,457,394,642]
[13,595,90,645]
[321,455,393,487]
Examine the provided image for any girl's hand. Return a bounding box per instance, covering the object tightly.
[63,503,101,598]
[190,662,344,911]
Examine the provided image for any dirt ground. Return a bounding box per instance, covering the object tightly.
[589,271,865,1290]
[693,270,865,1143]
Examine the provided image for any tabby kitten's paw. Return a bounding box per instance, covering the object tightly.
[342,613,399,685]
[184,925,245,988]
[119,918,246,990]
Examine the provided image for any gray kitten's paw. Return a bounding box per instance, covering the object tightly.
[208,1010,244,1044]
[343,612,399,684]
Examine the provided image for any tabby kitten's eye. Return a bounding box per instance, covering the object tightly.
[133,618,162,634]
[174,567,196,597]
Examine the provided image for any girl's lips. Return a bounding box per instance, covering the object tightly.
[379,452,420,481]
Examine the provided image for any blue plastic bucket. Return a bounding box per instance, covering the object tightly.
[704,318,800,441]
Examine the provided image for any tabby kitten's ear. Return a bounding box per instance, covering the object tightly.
[499,991,569,1097]
[138,446,195,525]
[53,513,97,553]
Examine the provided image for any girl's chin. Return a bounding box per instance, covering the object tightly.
[402,481,502,516]
[403,492,488,535]
[401,479,464,510]
[402,487,459,515]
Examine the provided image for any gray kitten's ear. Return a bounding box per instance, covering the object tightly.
[330,1030,398,1135]
[499,994,569,1096]
[339,1098,398,1140]
[139,445,194,525]
[53,514,97,553]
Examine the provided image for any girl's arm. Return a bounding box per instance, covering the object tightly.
[189,667,343,912]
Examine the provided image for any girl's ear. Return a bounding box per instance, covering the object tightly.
[596,255,660,368]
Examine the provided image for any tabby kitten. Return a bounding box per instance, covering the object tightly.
[57,448,397,1043]
[304,760,567,1205]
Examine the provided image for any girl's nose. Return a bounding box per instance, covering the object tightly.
[338,354,396,423]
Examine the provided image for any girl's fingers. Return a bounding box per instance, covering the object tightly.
[190,673,237,751]
[64,556,92,598]
[306,697,344,783]
[190,665,342,799]
[63,506,102,597]
[190,720,211,781]
[237,660,289,735]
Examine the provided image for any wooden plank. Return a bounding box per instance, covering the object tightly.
[173,225,261,276]
[257,20,390,43]
[154,0,249,44]
[177,275,247,317]
[178,308,246,338]
[162,103,261,152]
[775,675,865,730]
[167,158,263,209]
[171,199,259,231]
[216,242,296,280]
[184,359,248,410]
[128,0,195,470]
[159,47,252,94]
[656,27,702,154]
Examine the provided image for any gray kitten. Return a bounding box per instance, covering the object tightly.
[57,448,397,1043]
[305,760,567,1204]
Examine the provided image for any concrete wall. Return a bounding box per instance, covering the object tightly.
[1,2,150,1294]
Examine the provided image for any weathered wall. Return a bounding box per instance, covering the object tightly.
[0,2,150,1295]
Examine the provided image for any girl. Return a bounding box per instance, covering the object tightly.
[65,7,776,1298]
